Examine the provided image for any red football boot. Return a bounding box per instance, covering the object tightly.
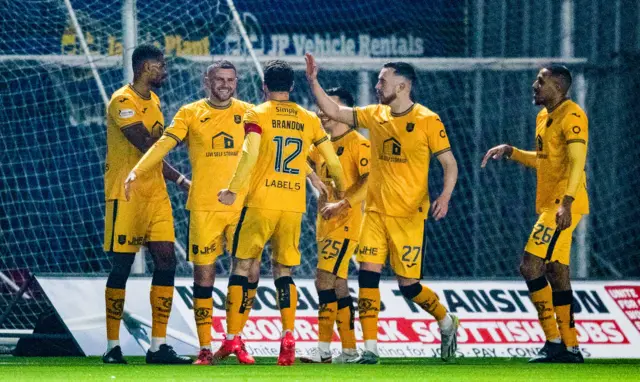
[277,331,296,366]
[212,337,240,363]
[193,348,213,365]
[235,336,255,365]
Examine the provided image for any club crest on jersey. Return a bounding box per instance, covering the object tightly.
[406,122,415,132]
[336,147,344,156]
[118,235,126,245]
[234,115,241,124]
[192,244,199,255]
[546,118,553,127]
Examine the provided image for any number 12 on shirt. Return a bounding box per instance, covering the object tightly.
[273,136,302,174]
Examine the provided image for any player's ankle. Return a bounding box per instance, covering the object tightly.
[149,337,166,352]
[200,344,212,351]
[438,314,453,332]
[343,348,357,355]
[107,339,120,351]
[364,340,378,355]
[549,337,562,344]
[226,334,236,341]
[318,342,331,353]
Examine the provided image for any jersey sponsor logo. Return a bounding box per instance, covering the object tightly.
[127,236,145,246]
[356,244,378,256]
[207,132,239,157]
[193,243,217,255]
[380,137,407,163]
[142,107,148,114]
[234,115,242,124]
[336,146,344,156]
[118,98,128,103]
[360,158,369,166]
[546,118,553,127]
[275,106,298,116]
[119,109,135,118]
[571,112,581,118]
[200,117,210,123]
[572,126,581,134]
[406,122,415,132]
[439,129,446,138]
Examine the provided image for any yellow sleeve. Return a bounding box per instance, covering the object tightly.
[356,137,371,176]
[132,135,177,174]
[565,139,587,198]
[228,132,261,193]
[510,148,537,168]
[316,139,346,193]
[163,106,191,143]
[307,144,319,171]
[305,163,314,176]
[352,104,379,130]
[109,96,143,130]
[562,110,589,146]
[427,116,451,157]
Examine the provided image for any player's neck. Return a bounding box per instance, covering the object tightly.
[268,92,290,101]
[208,96,232,108]
[329,124,350,140]
[545,96,569,113]
[388,97,414,115]
[130,79,152,99]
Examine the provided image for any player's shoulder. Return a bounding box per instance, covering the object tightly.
[564,100,587,121]
[108,85,135,106]
[348,129,370,145]
[412,103,440,122]
[232,98,255,112]
[179,98,206,111]
[149,90,161,104]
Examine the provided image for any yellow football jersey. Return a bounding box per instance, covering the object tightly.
[243,100,328,213]
[353,103,450,218]
[105,84,166,201]
[534,100,589,214]
[309,129,370,240]
[164,98,253,211]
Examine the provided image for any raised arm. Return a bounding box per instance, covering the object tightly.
[305,53,355,126]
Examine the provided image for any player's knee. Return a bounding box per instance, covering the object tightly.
[315,270,335,291]
[520,252,544,280]
[399,282,422,300]
[358,269,380,289]
[233,258,253,276]
[545,262,571,289]
[194,265,215,287]
[334,278,350,298]
[272,263,292,279]
[107,253,135,289]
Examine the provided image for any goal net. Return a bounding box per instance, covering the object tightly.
[1,0,639,333]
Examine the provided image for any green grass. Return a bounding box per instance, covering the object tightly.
[1,356,639,381]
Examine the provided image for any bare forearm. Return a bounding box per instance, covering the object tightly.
[308,79,354,126]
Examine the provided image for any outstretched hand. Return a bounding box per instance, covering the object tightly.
[481,144,513,168]
[305,53,318,83]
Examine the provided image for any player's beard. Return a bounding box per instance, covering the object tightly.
[150,74,167,89]
[211,87,234,103]
[377,90,397,105]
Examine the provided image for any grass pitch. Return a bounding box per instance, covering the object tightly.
[1,356,639,381]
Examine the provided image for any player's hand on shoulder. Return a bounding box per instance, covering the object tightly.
[124,170,137,201]
[217,189,237,206]
[430,194,451,221]
[305,53,318,83]
[481,144,513,168]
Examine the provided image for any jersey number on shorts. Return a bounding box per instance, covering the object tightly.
[532,224,554,245]
[273,136,302,174]
[401,245,421,268]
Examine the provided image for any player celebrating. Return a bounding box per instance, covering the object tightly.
[481,65,588,363]
[125,61,260,365]
[306,53,460,364]
[217,60,346,366]
[102,44,191,364]
[301,87,370,364]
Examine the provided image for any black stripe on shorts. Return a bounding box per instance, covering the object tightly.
[231,207,248,257]
[332,239,351,276]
